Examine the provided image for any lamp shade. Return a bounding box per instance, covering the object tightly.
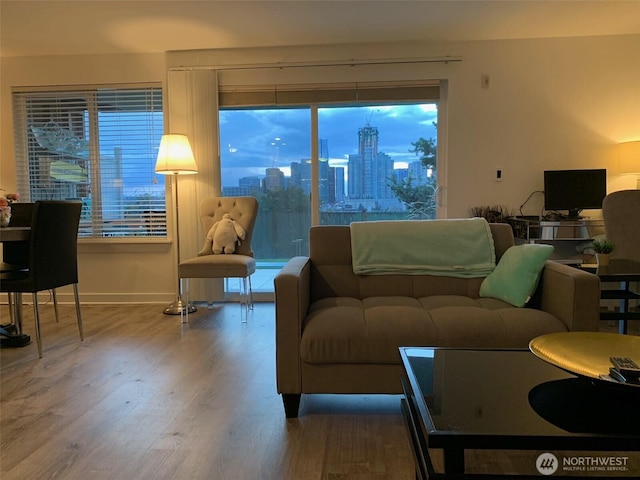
[155,134,198,175]
[618,140,640,175]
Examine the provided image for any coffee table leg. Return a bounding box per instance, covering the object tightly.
[444,447,465,476]
[618,281,630,335]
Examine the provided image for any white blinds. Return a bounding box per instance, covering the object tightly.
[12,86,165,238]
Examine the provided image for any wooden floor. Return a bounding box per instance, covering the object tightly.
[0,303,414,480]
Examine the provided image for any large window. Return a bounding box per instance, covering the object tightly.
[220,98,438,292]
[12,86,165,238]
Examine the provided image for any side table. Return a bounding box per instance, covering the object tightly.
[578,259,640,334]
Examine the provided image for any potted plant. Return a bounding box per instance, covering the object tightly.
[469,205,513,223]
[592,239,615,266]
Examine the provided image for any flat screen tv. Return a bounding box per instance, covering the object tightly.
[543,169,607,219]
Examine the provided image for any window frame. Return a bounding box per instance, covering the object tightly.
[12,83,166,242]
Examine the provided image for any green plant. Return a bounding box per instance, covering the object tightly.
[592,239,615,254]
[468,205,514,223]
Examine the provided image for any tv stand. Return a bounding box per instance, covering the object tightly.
[508,216,604,264]
[543,212,583,221]
[566,209,581,219]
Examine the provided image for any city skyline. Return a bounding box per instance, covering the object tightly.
[219,103,438,191]
[223,118,435,211]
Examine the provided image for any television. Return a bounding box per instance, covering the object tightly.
[543,169,607,219]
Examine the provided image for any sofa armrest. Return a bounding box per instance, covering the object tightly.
[539,261,600,332]
[274,256,311,394]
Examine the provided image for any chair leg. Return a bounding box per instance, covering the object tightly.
[73,284,84,341]
[7,292,14,326]
[52,288,60,323]
[239,277,247,323]
[12,293,23,334]
[180,277,189,324]
[32,293,43,358]
[238,276,255,323]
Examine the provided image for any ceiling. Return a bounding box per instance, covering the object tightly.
[1,0,639,58]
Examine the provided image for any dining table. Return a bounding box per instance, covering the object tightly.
[0,226,30,242]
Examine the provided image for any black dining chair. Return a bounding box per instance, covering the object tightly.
[0,201,84,357]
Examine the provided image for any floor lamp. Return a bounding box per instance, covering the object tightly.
[155,134,198,315]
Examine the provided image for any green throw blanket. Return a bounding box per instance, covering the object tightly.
[350,218,496,277]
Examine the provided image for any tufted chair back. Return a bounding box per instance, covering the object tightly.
[198,196,259,257]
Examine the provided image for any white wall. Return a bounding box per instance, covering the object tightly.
[0,53,176,304]
[1,35,638,303]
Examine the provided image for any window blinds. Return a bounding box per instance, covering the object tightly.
[219,80,440,107]
[12,86,165,238]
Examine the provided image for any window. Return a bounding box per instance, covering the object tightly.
[219,81,440,293]
[12,86,165,238]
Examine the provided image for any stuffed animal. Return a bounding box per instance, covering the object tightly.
[205,213,246,254]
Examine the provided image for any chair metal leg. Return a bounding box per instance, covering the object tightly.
[73,284,84,341]
[52,288,60,323]
[10,293,24,335]
[240,277,248,323]
[239,276,255,323]
[180,277,189,324]
[7,292,14,325]
[32,293,43,358]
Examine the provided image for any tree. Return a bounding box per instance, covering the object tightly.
[409,136,437,173]
[258,186,310,213]
[388,131,438,219]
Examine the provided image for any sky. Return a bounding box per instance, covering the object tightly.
[219,104,438,188]
[93,104,438,196]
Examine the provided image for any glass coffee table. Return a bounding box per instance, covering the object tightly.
[400,347,640,479]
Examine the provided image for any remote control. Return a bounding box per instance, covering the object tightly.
[609,367,627,383]
[610,357,640,378]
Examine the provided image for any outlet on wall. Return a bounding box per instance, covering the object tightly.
[495,168,503,182]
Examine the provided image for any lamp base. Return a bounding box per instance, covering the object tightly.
[163,296,197,315]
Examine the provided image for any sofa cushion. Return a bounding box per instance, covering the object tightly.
[479,244,553,307]
[301,295,567,365]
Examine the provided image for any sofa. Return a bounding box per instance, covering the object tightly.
[274,222,601,417]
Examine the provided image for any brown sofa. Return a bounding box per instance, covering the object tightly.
[274,223,601,417]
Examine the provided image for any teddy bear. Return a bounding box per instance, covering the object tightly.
[203,213,246,254]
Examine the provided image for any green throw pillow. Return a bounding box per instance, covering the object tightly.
[479,244,554,307]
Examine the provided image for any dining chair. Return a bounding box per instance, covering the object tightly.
[2,202,68,329]
[178,197,258,323]
[0,201,84,357]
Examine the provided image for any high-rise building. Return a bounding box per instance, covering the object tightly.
[289,139,333,203]
[264,167,285,191]
[317,139,330,204]
[238,176,262,194]
[375,152,394,199]
[318,139,329,161]
[290,160,311,194]
[408,160,431,184]
[348,125,394,201]
[222,186,252,196]
[330,166,346,203]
